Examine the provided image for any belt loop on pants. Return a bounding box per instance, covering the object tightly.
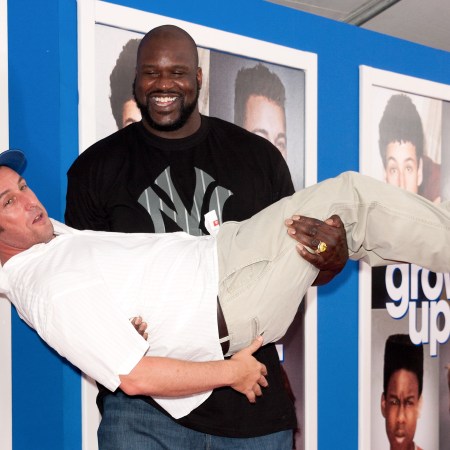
[217,297,230,355]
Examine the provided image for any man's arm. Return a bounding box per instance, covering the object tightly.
[285,214,349,285]
[45,284,267,403]
[119,337,268,402]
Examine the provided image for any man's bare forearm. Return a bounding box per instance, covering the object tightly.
[119,337,267,402]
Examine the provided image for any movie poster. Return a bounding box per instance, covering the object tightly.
[208,51,306,449]
[359,66,450,449]
[79,3,318,448]
[94,23,308,450]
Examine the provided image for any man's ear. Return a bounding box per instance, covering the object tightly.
[381,392,387,418]
[417,157,423,187]
[197,67,203,91]
[417,394,423,418]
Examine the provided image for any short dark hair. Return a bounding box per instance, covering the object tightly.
[383,334,423,397]
[234,63,286,127]
[379,94,424,165]
[109,38,141,129]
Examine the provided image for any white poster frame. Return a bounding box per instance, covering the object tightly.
[0,0,12,448]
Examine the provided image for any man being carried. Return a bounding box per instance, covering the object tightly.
[1,150,449,419]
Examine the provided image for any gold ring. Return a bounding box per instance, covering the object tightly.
[316,241,327,254]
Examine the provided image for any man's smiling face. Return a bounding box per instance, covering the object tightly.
[133,28,202,137]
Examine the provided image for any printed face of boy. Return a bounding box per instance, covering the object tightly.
[384,140,423,194]
[243,95,287,159]
[381,369,422,450]
[121,99,142,128]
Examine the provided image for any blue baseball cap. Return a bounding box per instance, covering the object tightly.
[0,149,27,174]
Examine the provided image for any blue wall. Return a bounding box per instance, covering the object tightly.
[7,0,450,448]
[8,0,79,449]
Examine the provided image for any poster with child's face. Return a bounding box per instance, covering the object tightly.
[359,66,450,450]
[79,3,318,449]
[94,23,309,450]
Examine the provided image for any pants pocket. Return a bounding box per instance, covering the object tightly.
[221,260,269,296]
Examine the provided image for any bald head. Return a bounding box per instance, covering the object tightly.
[139,25,199,67]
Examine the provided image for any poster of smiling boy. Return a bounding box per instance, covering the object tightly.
[359,65,450,450]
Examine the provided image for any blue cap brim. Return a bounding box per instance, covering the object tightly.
[0,149,27,174]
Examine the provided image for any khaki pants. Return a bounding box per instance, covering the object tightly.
[216,171,450,355]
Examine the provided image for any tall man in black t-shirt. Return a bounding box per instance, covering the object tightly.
[66,25,348,450]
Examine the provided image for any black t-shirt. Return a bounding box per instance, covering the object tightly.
[65,116,297,437]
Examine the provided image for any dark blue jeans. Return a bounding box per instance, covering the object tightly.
[98,392,293,449]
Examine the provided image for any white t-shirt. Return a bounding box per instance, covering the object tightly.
[1,220,222,418]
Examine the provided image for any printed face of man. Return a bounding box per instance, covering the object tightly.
[381,369,421,450]
[121,99,142,128]
[384,141,423,194]
[243,94,287,159]
[0,166,53,260]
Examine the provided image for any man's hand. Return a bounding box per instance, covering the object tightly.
[285,214,348,286]
[130,316,148,341]
[229,336,268,402]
